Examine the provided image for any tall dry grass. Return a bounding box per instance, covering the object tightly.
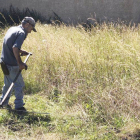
[1,22,140,139]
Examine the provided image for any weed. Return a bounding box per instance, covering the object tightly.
[1,21,140,139]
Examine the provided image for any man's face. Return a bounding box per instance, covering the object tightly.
[25,23,34,33]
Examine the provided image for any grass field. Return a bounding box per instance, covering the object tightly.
[0,22,140,139]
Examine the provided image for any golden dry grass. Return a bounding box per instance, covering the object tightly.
[1,22,140,139]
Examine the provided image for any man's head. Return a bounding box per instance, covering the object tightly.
[22,17,37,33]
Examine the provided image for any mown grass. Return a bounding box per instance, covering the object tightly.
[1,22,140,139]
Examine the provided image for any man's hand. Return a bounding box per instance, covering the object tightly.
[20,50,29,56]
[19,62,28,70]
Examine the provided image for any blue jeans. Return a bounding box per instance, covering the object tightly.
[1,65,25,109]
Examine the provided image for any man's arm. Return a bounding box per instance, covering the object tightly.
[13,47,27,70]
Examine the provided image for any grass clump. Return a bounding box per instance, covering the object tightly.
[1,22,140,139]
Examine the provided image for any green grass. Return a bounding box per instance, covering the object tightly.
[1,22,140,139]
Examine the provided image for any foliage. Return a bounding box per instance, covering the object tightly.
[0,5,63,28]
[1,22,140,139]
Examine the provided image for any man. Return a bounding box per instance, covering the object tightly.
[0,17,37,111]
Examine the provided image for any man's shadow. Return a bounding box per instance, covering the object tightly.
[4,109,51,132]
